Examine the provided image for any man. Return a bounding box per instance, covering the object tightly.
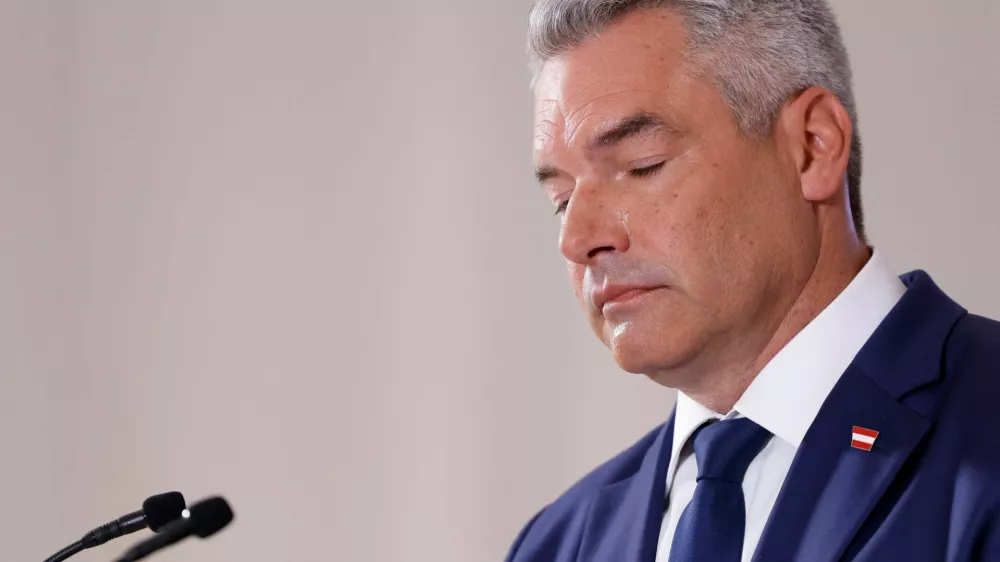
[506,1,1000,561]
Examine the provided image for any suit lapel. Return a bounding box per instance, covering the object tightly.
[751,366,930,562]
[753,271,966,562]
[579,413,674,562]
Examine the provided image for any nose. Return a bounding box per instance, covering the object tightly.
[558,181,630,264]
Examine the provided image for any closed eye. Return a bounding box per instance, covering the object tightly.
[629,161,666,178]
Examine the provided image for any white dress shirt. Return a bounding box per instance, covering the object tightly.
[655,250,907,562]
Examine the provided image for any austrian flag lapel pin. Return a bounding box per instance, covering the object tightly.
[851,426,879,451]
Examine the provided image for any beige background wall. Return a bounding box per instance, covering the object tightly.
[2,1,997,560]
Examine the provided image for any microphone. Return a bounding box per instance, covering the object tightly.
[113,496,234,562]
[43,492,186,562]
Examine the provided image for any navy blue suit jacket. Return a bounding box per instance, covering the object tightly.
[506,272,1000,561]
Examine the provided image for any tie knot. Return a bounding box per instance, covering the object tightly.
[692,418,772,482]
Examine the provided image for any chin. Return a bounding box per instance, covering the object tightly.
[604,320,701,377]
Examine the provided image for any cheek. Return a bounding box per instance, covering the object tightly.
[680,156,791,308]
[637,158,761,303]
[634,184,717,277]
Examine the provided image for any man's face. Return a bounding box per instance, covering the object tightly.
[533,10,817,384]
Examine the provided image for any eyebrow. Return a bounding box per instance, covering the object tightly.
[587,112,677,152]
[535,165,560,184]
[534,111,679,185]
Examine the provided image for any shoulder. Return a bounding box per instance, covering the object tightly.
[949,312,1000,356]
[944,313,1000,404]
[919,313,1000,554]
[931,312,1000,467]
[505,422,667,562]
[549,421,666,505]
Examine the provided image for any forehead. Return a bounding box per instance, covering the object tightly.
[533,9,691,154]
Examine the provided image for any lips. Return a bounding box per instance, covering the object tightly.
[592,284,660,311]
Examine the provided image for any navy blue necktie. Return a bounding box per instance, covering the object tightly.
[668,418,773,562]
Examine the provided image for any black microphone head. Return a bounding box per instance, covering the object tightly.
[187,497,234,538]
[142,492,187,532]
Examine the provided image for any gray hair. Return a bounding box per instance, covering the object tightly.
[527,0,865,238]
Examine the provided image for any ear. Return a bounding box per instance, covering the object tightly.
[777,87,853,203]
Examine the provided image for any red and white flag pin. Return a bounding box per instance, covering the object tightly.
[851,426,879,451]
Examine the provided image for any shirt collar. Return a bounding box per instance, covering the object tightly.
[666,392,724,489]
[667,249,906,484]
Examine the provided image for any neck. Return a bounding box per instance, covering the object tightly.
[676,230,870,414]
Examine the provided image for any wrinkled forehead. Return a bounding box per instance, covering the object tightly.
[531,10,691,156]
